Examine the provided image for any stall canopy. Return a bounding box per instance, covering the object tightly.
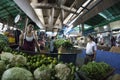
[85,2,120,28]
[0,0,120,31]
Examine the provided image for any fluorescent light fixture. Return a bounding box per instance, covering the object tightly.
[104,25,107,29]
[34,9,45,25]
[82,0,91,7]
[68,12,83,26]
[40,29,45,32]
[64,0,92,27]
[98,13,109,20]
[77,7,83,13]
[113,31,118,34]
[63,13,73,24]
[84,24,91,29]
[13,28,17,30]
[10,27,13,30]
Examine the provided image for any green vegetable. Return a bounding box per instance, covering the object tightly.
[80,62,113,80]
[3,47,12,52]
[0,34,9,52]
[0,52,14,63]
[10,55,27,67]
[54,39,65,48]
[34,65,53,80]
[55,63,71,80]
[1,67,34,80]
[62,40,73,49]
[0,60,6,78]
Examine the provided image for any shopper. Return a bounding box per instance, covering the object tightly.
[50,36,55,53]
[14,28,21,44]
[84,35,97,64]
[19,22,40,52]
[111,36,116,47]
[39,38,45,50]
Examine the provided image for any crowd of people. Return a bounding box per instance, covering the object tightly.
[4,22,120,64]
[93,33,120,47]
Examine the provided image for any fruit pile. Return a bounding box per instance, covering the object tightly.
[11,51,58,72]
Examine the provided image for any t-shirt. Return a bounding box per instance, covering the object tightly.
[86,41,97,55]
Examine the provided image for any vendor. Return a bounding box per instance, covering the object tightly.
[19,22,40,52]
[85,35,97,64]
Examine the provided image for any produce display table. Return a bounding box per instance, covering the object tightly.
[15,50,78,64]
[9,44,19,49]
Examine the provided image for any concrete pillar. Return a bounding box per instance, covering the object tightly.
[60,9,64,27]
[51,7,55,26]
[107,23,112,38]
[81,23,84,36]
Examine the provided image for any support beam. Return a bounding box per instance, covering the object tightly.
[31,0,45,25]
[60,9,65,26]
[62,0,93,25]
[68,0,93,25]
[51,7,55,26]
[14,0,43,29]
[81,23,84,36]
[54,0,77,26]
[32,3,78,14]
[73,0,120,27]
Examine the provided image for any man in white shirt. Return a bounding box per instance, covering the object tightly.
[85,35,97,64]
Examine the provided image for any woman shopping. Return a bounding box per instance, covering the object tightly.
[19,22,40,52]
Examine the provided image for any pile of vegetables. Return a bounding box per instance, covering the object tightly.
[0,60,6,78]
[0,50,78,80]
[34,64,55,80]
[0,34,9,52]
[62,40,73,50]
[54,39,73,50]
[55,63,71,80]
[0,33,114,80]
[10,51,58,72]
[2,67,34,80]
[80,62,113,80]
[0,50,114,80]
[54,39,65,48]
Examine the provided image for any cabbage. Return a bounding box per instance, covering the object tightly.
[0,60,6,78]
[34,65,52,80]
[10,55,27,67]
[0,52,14,63]
[55,63,71,80]
[2,67,34,80]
